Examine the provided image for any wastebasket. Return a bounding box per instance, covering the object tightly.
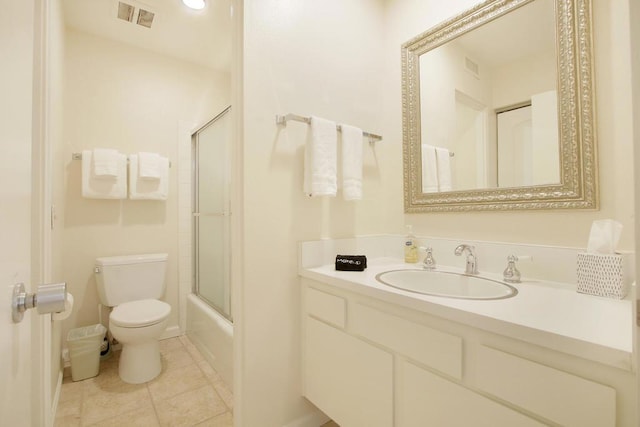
[67,324,107,381]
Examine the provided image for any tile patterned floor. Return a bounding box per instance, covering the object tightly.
[55,336,233,427]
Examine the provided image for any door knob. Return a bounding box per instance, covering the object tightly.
[12,282,67,323]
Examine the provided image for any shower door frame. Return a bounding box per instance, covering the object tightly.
[192,105,233,321]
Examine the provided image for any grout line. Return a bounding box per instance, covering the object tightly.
[59,336,234,426]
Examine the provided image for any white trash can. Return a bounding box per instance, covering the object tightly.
[67,324,107,381]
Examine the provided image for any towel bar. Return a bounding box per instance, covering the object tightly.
[276,114,383,142]
[72,152,172,167]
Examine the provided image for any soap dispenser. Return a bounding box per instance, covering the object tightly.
[404,225,418,263]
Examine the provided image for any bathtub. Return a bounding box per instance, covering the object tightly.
[186,294,233,389]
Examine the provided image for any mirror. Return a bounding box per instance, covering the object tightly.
[402,0,598,212]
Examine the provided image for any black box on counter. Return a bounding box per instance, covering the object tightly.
[335,255,367,271]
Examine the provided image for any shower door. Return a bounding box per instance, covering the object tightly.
[193,106,232,320]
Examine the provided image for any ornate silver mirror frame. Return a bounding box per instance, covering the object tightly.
[402,0,598,212]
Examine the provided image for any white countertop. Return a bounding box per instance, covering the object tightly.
[300,258,634,371]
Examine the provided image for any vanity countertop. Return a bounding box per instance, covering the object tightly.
[300,258,634,371]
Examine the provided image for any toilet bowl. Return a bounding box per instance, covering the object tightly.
[109,299,171,384]
[95,253,170,384]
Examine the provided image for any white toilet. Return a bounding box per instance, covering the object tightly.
[95,253,171,384]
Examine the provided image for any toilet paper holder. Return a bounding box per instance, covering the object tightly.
[12,282,67,323]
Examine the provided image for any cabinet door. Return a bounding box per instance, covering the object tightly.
[304,317,393,427]
[398,361,544,427]
[475,346,616,427]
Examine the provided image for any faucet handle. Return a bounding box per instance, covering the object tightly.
[503,255,532,283]
[419,247,436,270]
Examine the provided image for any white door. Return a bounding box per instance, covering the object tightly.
[1,1,39,425]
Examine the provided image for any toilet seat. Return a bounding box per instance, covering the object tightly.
[110,299,170,328]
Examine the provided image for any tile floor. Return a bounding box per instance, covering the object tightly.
[54,335,233,427]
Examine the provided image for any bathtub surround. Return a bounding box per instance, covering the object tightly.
[187,294,234,389]
[177,107,234,394]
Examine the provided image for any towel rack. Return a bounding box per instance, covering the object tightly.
[71,152,172,167]
[275,114,383,142]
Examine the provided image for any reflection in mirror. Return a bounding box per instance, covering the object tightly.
[418,0,557,192]
[402,0,598,212]
[496,98,559,188]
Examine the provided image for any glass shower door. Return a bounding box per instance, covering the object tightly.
[193,106,232,320]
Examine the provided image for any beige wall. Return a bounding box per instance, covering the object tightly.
[241,1,395,425]
[240,0,636,425]
[60,29,230,344]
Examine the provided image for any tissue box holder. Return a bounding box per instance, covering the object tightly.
[576,252,626,299]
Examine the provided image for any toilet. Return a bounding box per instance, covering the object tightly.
[95,253,171,384]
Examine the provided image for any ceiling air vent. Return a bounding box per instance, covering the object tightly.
[136,9,155,28]
[117,2,135,22]
[464,56,480,79]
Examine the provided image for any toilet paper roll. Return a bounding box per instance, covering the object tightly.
[52,293,74,321]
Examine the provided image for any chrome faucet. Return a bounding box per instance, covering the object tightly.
[454,244,478,275]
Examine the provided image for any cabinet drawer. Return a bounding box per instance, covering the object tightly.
[476,345,616,427]
[399,360,544,427]
[305,287,346,328]
[351,303,462,379]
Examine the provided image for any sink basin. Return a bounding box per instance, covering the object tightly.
[375,269,517,300]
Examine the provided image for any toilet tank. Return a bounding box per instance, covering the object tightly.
[95,253,168,307]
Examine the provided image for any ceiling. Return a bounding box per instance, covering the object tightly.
[63,0,232,72]
[454,0,556,69]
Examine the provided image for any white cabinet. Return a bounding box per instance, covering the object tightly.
[475,345,616,427]
[350,302,462,380]
[304,317,393,427]
[398,360,544,427]
[301,280,631,426]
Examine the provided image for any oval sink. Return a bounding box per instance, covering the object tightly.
[375,269,517,300]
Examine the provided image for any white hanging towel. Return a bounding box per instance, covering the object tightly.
[138,152,161,180]
[81,150,127,199]
[421,145,439,193]
[435,147,452,191]
[92,148,120,179]
[340,124,363,201]
[304,116,337,197]
[128,154,169,200]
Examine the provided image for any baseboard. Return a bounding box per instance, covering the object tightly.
[282,408,330,427]
[160,325,181,340]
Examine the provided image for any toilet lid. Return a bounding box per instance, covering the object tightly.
[110,299,171,328]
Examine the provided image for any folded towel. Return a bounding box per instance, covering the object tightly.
[340,124,363,201]
[138,152,161,180]
[421,145,439,193]
[435,147,452,191]
[304,116,337,197]
[129,154,169,200]
[82,150,127,199]
[92,148,119,179]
